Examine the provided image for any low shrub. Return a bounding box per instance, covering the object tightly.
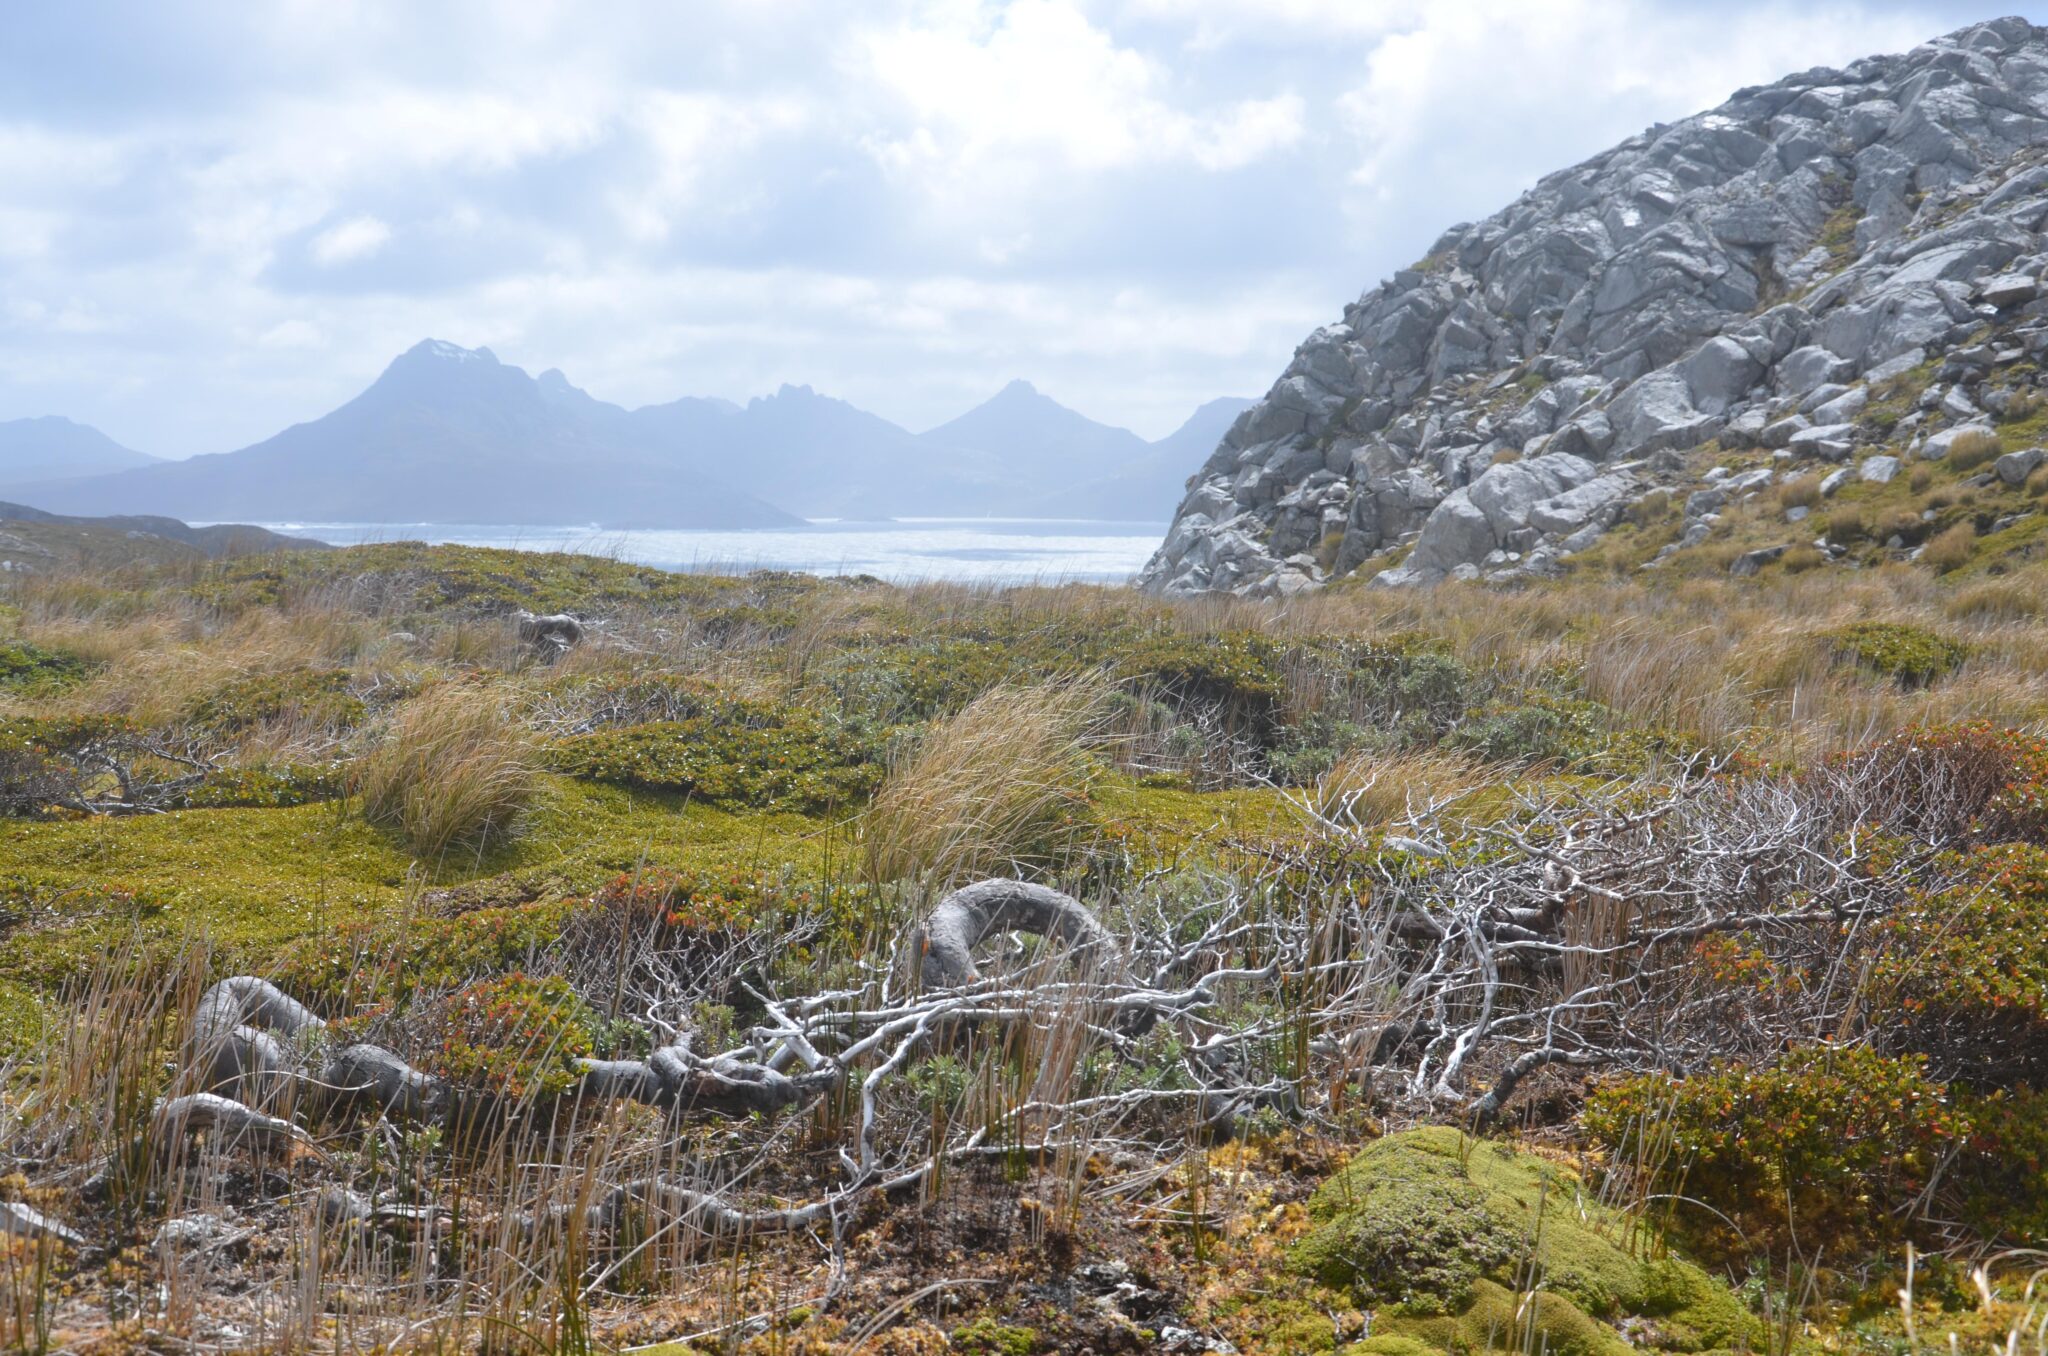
[184,668,366,741]
[1870,844,2048,1085]
[1821,620,1968,687]
[355,684,537,859]
[1825,722,2048,845]
[176,762,346,809]
[550,706,885,811]
[0,714,138,816]
[1581,1047,1966,1261]
[425,973,597,1100]
[0,640,95,694]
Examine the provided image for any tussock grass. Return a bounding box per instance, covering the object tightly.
[1922,521,1977,573]
[862,673,1110,886]
[1949,428,2003,470]
[354,683,537,861]
[1309,747,1497,830]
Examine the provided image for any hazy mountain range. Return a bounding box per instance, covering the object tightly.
[3,341,1249,527]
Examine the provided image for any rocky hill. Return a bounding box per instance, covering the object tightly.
[1142,16,2048,596]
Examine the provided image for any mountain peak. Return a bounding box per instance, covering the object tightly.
[400,338,498,366]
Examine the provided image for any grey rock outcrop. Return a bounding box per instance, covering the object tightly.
[1142,17,2048,594]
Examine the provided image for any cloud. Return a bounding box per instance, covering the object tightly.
[308,215,393,266]
[0,0,2019,456]
[860,0,1303,177]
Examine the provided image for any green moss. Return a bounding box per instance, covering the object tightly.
[0,774,835,1036]
[950,1317,1038,1355]
[1377,1279,1629,1356]
[548,710,885,811]
[1340,1337,1440,1356]
[1822,621,1969,687]
[1293,1129,1756,1353]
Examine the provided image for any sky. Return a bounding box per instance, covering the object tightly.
[0,1,2036,456]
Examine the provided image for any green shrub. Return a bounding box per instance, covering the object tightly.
[1821,621,1968,687]
[426,973,597,1100]
[1581,1047,1966,1260]
[0,640,95,694]
[176,762,346,809]
[1871,844,2048,1085]
[0,714,137,816]
[185,668,366,740]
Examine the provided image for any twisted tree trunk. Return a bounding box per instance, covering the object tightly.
[916,879,1119,988]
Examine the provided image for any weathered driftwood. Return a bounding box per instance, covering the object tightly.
[1,1199,86,1249]
[916,879,1119,988]
[190,976,445,1119]
[516,611,585,655]
[576,1042,842,1118]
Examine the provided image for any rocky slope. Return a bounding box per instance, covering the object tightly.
[1142,17,2048,595]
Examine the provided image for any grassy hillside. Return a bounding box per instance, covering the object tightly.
[2,541,2046,1353]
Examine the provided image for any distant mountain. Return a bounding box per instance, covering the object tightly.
[633,383,995,519]
[27,341,797,528]
[1025,396,1256,521]
[0,417,156,491]
[26,340,1243,528]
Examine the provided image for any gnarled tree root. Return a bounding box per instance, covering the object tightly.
[916,879,1119,989]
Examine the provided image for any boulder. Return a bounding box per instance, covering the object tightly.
[1777,346,1855,396]
[1859,454,1902,483]
[1995,447,2047,485]
[1679,336,1763,412]
[1607,370,1714,454]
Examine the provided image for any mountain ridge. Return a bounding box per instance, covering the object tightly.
[24,343,1240,527]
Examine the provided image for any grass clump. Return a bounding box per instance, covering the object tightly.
[863,673,1108,886]
[1921,520,1977,572]
[1822,620,1969,687]
[1949,428,2004,470]
[355,683,537,860]
[1777,473,1824,510]
[1309,748,1495,831]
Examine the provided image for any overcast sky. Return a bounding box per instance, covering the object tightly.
[0,1,2034,455]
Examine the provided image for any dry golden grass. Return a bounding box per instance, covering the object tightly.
[1946,574,2045,622]
[1949,428,2003,470]
[1778,473,1825,510]
[354,682,537,861]
[862,673,1110,887]
[1922,522,1978,573]
[1309,747,1498,830]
